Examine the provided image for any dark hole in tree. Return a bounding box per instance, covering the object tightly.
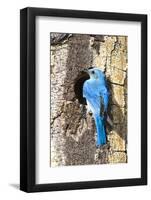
[74,72,90,105]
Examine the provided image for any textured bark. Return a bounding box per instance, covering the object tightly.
[50,33,128,167]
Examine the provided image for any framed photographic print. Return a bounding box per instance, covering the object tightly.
[20,7,147,192]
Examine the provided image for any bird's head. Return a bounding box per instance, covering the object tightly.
[84,67,105,81]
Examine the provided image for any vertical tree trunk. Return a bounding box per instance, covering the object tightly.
[50,34,127,167]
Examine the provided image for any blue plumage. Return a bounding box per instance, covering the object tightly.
[83,67,109,146]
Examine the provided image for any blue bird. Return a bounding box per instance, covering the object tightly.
[83,67,109,147]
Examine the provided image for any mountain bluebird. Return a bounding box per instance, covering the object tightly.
[83,67,109,147]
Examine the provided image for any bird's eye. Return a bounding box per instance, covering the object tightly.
[91,71,95,74]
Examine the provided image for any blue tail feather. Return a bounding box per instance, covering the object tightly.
[94,115,106,146]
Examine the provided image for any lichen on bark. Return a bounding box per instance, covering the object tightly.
[50,33,128,167]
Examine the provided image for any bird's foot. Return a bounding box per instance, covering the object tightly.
[87,110,93,116]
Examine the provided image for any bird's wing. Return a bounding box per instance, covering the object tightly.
[83,80,109,116]
[100,88,109,113]
[83,81,101,115]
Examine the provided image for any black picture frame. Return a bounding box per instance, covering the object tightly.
[20,7,147,192]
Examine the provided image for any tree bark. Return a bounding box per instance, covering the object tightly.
[50,34,127,167]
